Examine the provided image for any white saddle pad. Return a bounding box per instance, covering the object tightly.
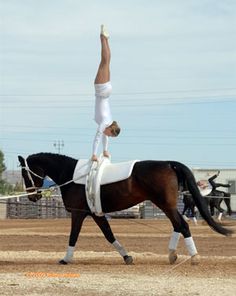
[73,157,139,216]
[73,158,139,185]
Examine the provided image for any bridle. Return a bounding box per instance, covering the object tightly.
[21,159,79,193]
[21,159,44,192]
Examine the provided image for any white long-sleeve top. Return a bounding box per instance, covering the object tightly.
[92,82,113,155]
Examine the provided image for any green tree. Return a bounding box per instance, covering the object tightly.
[0,150,6,177]
[0,149,12,195]
[14,182,24,192]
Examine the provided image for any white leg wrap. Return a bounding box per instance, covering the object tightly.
[184,237,198,256]
[193,217,198,225]
[112,240,127,257]
[63,246,75,262]
[218,212,223,221]
[168,231,181,250]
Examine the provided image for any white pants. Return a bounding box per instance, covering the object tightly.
[94,81,112,98]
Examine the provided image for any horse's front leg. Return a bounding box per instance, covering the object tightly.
[92,214,133,265]
[59,210,87,265]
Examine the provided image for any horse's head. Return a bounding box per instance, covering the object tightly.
[18,155,45,202]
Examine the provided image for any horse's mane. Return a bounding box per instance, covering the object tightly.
[25,152,78,183]
[27,152,77,165]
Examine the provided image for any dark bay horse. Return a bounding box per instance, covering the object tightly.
[207,191,232,220]
[182,192,231,222]
[18,153,232,265]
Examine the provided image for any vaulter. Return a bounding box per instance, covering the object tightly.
[92,25,120,162]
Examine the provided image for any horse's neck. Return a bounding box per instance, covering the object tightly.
[40,155,76,185]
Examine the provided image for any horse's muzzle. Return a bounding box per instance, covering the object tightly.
[27,190,42,202]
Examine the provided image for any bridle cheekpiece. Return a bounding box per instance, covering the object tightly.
[21,159,44,192]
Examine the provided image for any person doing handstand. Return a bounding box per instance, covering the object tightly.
[92,25,120,162]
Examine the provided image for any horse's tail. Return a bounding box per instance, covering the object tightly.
[170,161,233,236]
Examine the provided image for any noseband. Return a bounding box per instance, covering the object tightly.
[21,159,44,192]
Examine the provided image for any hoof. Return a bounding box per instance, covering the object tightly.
[59,259,68,265]
[123,255,133,265]
[191,254,200,265]
[169,250,178,265]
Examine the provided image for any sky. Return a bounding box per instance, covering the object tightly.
[0,0,236,170]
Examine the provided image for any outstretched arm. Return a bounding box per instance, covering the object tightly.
[92,125,110,161]
[102,134,110,158]
[92,128,103,161]
[214,182,231,188]
[208,173,218,187]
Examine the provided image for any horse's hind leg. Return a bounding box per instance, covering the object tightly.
[92,214,133,265]
[190,205,198,225]
[209,199,215,216]
[165,208,199,265]
[224,196,232,216]
[182,205,186,215]
[215,199,225,221]
[182,204,190,221]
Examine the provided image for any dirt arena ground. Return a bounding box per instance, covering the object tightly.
[0,218,235,296]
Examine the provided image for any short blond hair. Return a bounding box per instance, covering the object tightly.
[109,121,120,137]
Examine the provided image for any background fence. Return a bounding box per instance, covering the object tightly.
[0,194,233,219]
[0,196,185,219]
[0,196,70,219]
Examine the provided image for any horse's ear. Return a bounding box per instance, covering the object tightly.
[18,155,25,166]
